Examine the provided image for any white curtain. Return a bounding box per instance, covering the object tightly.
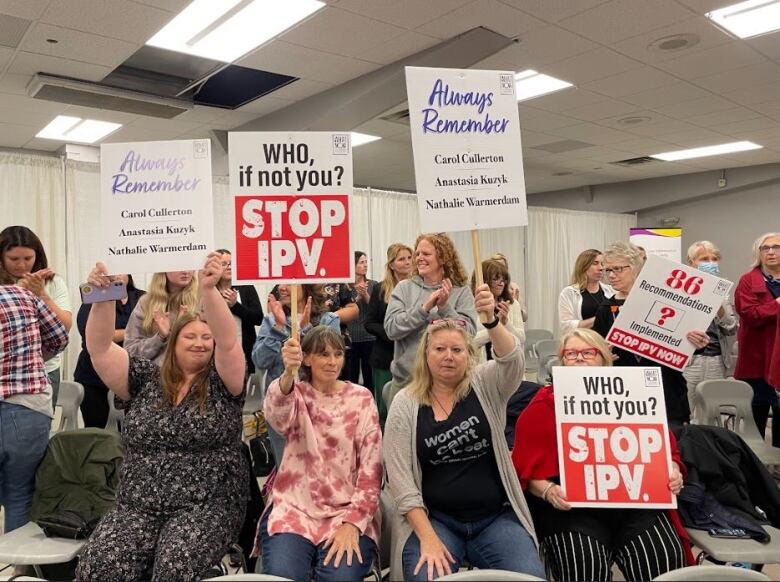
[2,151,635,378]
[525,206,637,335]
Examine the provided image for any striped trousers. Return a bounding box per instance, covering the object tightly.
[539,513,685,582]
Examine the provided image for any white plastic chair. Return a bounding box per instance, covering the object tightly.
[244,369,266,415]
[694,379,780,465]
[653,564,771,580]
[105,390,124,432]
[684,526,780,568]
[54,380,84,432]
[438,569,546,581]
[523,329,554,372]
[0,522,85,578]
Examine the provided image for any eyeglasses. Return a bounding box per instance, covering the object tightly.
[220,261,232,268]
[562,348,600,361]
[759,244,780,254]
[490,276,506,284]
[604,265,631,275]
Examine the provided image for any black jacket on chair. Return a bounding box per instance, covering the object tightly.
[675,424,780,529]
[230,285,264,373]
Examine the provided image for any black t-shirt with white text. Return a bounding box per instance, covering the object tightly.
[416,389,507,521]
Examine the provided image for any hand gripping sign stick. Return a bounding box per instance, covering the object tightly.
[471,230,489,324]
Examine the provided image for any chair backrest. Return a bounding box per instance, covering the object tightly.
[523,329,554,367]
[541,357,561,385]
[694,379,765,444]
[438,569,545,581]
[534,339,558,362]
[244,369,267,415]
[382,381,393,410]
[104,390,124,432]
[55,381,84,432]
[653,565,770,581]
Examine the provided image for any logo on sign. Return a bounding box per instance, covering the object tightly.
[332,134,350,155]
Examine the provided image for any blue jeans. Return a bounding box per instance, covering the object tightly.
[0,402,51,532]
[260,510,375,581]
[402,505,544,581]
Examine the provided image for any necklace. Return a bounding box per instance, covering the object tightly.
[431,391,454,418]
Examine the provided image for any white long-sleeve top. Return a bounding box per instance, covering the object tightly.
[473,300,525,364]
[558,282,614,335]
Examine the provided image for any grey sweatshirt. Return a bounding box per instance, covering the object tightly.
[384,276,477,384]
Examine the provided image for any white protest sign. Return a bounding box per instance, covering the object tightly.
[228,132,353,283]
[630,228,682,263]
[405,66,527,233]
[100,139,214,273]
[607,254,733,370]
[553,366,675,508]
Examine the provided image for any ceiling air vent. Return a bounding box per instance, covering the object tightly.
[27,73,194,119]
[610,156,658,167]
[380,108,410,125]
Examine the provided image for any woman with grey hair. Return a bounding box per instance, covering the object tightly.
[683,241,738,412]
[734,232,780,447]
[383,284,543,581]
[592,242,708,427]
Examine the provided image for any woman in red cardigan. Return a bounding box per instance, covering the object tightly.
[734,232,780,447]
[512,329,693,582]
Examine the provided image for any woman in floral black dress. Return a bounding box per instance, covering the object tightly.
[77,253,248,581]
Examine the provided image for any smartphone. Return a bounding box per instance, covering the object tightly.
[80,280,127,304]
[707,528,748,538]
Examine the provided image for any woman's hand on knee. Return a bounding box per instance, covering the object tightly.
[415,533,456,581]
[323,522,362,568]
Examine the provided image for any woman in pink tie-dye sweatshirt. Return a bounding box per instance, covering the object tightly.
[260,325,382,581]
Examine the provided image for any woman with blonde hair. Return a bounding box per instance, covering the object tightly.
[593,242,708,426]
[364,243,413,425]
[558,248,613,335]
[384,284,543,581]
[471,258,525,362]
[124,270,199,364]
[512,328,691,581]
[734,232,780,446]
[384,233,477,406]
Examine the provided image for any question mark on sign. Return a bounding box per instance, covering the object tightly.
[648,396,657,414]
[657,306,675,326]
[335,165,344,186]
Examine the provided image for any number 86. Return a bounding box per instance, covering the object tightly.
[666,269,703,295]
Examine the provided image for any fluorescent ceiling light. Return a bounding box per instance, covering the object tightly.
[351,132,381,147]
[514,69,573,102]
[706,0,780,39]
[651,141,762,161]
[147,0,325,62]
[36,116,122,144]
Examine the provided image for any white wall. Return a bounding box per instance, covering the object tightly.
[638,181,780,284]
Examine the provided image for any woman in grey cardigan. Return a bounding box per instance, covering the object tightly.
[383,284,543,581]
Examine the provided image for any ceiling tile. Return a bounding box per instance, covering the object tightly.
[598,109,675,129]
[519,129,565,146]
[498,0,611,23]
[280,7,406,60]
[358,31,440,65]
[655,127,730,147]
[41,0,173,44]
[416,0,547,40]
[693,61,780,94]
[127,116,201,133]
[750,100,780,120]
[623,119,700,136]
[558,0,692,44]
[651,94,735,118]
[0,92,67,114]
[715,116,780,135]
[517,106,582,130]
[0,104,56,126]
[621,80,710,107]
[20,23,140,68]
[9,51,113,81]
[525,88,605,113]
[724,81,780,106]
[582,66,677,98]
[0,72,33,95]
[0,45,13,68]
[611,136,679,154]
[747,33,780,61]
[238,41,378,85]
[22,136,66,151]
[209,110,265,131]
[564,97,640,121]
[0,122,37,147]
[656,41,767,79]
[130,0,191,13]
[543,47,640,84]
[610,16,733,64]
[334,0,472,29]
[353,118,411,139]
[62,104,140,124]
[238,96,295,117]
[173,105,231,124]
[494,25,599,69]
[546,122,632,144]
[686,107,763,127]
[266,78,333,102]
[0,0,50,20]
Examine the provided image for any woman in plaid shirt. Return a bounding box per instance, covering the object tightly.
[0,270,69,532]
